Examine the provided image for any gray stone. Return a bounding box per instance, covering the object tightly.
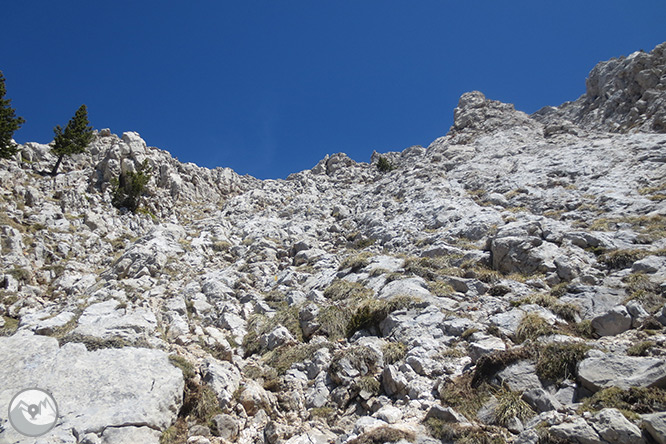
[549,416,604,444]
[592,408,643,444]
[496,361,543,392]
[578,353,666,391]
[374,405,403,424]
[202,358,241,410]
[590,305,632,336]
[468,334,506,363]
[522,388,562,413]
[210,413,239,440]
[382,364,408,396]
[259,325,295,351]
[425,405,469,424]
[643,412,666,444]
[0,331,182,442]
[632,255,665,273]
[189,424,211,437]
[102,426,162,444]
[72,299,158,342]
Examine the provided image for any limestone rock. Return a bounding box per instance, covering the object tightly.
[578,353,666,391]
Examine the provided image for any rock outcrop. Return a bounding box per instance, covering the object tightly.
[1,42,666,444]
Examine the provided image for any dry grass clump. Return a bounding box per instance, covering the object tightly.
[346,425,415,444]
[324,279,373,301]
[600,249,649,269]
[347,295,419,337]
[535,342,590,382]
[579,386,666,418]
[339,252,373,272]
[515,313,553,343]
[494,387,535,426]
[382,341,407,365]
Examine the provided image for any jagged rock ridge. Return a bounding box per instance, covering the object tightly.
[0,43,665,444]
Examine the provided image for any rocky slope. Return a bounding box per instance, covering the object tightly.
[1,43,665,444]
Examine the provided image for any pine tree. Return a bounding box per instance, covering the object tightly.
[0,71,25,159]
[51,104,94,175]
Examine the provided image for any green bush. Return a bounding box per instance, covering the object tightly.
[111,159,151,213]
[376,156,395,173]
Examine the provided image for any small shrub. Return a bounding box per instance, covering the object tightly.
[536,342,590,382]
[318,304,354,340]
[600,249,648,269]
[515,313,553,343]
[494,387,535,426]
[440,373,493,419]
[355,375,381,396]
[623,273,665,314]
[347,426,414,444]
[111,159,151,213]
[324,279,373,301]
[488,285,511,296]
[169,354,196,379]
[428,280,454,297]
[573,320,596,339]
[549,283,569,298]
[8,267,31,283]
[382,341,407,365]
[347,295,417,337]
[626,341,655,357]
[339,252,373,272]
[263,341,334,375]
[0,316,19,336]
[580,386,666,416]
[471,347,533,387]
[376,156,395,173]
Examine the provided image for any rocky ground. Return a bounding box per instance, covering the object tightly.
[1,43,665,444]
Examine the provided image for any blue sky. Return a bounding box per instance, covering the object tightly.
[2,1,665,179]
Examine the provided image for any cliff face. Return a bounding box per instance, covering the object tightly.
[0,43,665,444]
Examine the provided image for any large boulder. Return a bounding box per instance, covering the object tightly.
[0,331,183,443]
[578,353,666,391]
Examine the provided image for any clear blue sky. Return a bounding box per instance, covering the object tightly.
[2,1,665,179]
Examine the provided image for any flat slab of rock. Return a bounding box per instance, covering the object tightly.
[72,299,157,341]
[578,353,666,391]
[0,331,183,443]
[643,412,666,444]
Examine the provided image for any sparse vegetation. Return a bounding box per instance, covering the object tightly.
[535,342,590,382]
[579,386,666,417]
[0,316,19,336]
[347,425,414,444]
[0,70,25,159]
[600,249,648,269]
[347,295,418,337]
[376,156,396,173]
[382,341,407,364]
[324,279,373,301]
[494,387,535,426]
[111,159,152,213]
[626,340,655,356]
[515,313,553,343]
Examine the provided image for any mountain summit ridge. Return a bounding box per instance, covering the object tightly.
[0,43,665,444]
